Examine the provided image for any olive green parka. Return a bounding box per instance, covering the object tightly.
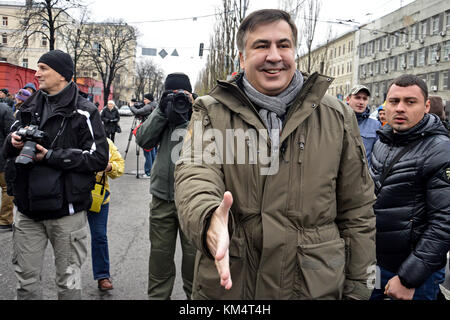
[174,73,376,300]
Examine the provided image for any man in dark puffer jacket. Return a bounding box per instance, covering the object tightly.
[369,74,450,300]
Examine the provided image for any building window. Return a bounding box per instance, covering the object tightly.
[446,11,450,30]
[429,72,437,89]
[419,19,428,38]
[412,23,419,41]
[399,54,406,69]
[22,58,28,68]
[374,60,380,74]
[382,59,388,73]
[432,15,440,35]
[418,48,426,66]
[0,57,7,62]
[41,36,47,46]
[430,44,440,64]
[444,40,450,61]
[338,46,341,56]
[390,34,397,48]
[23,36,28,47]
[390,56,397,71]
[384,36,390,50]
[442,71,448,90]
[374,83,379,97]
[408,51,415,68]
[418,74,428,85]
[2,33,7,45]
[2,17,7,26]
[92,72,97,77]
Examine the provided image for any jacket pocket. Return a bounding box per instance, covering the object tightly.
[28,165,63,211]
[65,171,95,203]
[294,238,345,299]
[69,226,88,266]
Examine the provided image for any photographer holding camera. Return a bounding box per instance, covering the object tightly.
[135,73,196,299]
[130,93,157,177]
[3,50,108,300]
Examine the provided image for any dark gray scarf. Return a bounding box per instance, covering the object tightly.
[243,70,304,162]
[243,70,304,132]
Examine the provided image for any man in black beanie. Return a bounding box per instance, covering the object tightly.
[4,50,108,299]
[135,72,196,299]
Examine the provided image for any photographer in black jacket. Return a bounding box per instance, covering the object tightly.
[3,50,108,300]
[130,93,157,177]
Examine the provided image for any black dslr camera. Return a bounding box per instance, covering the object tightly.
[134,101,145,109]
[160,89,192,126]
[15,125,46,166]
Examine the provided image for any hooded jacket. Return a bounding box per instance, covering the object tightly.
[355,107,380,167]
[370,113,450,288]
[3,82,108,221]
[174,73,376,300]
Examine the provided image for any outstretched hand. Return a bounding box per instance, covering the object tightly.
[206,191,233,290]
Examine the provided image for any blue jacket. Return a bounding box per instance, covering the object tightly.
[355,107,380,167]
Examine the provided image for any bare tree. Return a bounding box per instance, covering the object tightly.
[195,0,249,94]
[15,0,86,51]
[300,0,321,73]
[134,59,164,100]
[85,20,137,107]
[61,7,93,83]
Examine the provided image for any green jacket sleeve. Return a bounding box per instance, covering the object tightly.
[174,99,226,258]
[335,103,377,300]
[135,106,168,149]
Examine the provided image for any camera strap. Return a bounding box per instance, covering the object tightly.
[50,117,68,149]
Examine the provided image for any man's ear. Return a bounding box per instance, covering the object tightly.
[425,99,431,114]
[239,51,245,70]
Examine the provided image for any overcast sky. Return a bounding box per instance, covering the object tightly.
[84,0,415,87]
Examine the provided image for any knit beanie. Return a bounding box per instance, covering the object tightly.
[144,93,154,101]
[23,82,37,92]
[164,73,192,92]
[15,88,32,102]
[38,50,74,82]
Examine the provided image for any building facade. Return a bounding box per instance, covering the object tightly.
[0,1,136,107]
[358,0,450,108]
[297,31,356,101]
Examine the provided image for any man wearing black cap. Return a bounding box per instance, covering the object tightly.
[135,72,196,299]
[3,49,108,300]
[129,93,158,177]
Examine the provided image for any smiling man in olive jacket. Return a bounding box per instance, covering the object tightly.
[174,9,376,300]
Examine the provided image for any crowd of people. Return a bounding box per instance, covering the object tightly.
[0,8,449,302]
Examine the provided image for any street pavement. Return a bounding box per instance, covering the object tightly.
[0,115,186,300]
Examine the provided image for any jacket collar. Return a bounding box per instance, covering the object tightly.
[355,106,371,123]
[210,71,332,145]
[378,113,448,146]
[21,82,79,117]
